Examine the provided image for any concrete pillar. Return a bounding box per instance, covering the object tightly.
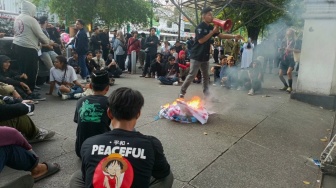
[131,51,137,74]
[291,0,336,110]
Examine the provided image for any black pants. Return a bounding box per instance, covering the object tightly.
[213,49,219,63]
[116,55,125,71]
[0,145,38,172]
[102,47,109,61]
[12,44,39,92]
[143,53,156,76]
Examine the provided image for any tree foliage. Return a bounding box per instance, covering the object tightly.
[33,0,152,27]
[216,0,304,42]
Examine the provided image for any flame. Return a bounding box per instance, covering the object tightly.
[162,96,203,110]
[186,96,202,109]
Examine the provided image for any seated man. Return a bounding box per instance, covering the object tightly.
[85,51,99,78]
[73,70,111,158]
[68,51,80,74]
[221,56,238,89]
[148,53,165,78]
[0,126,60,188]
[0,95,55,143]
[92,50,106,70]
[247,60,263,95]
[176,50,190,81]
[211,55,227,86]
[0,55,45,101]
[46,56,84,100]
[106,54,122,78]
[70,87,173,188]
[158,56,179,85]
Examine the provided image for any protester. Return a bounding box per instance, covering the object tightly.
[140,28,159,77]
[211,55,227,86]
[246,60,263,95]
[221,56,238,89]
[112,30,126,71]
[12,0,53,93]
[92,50,106,70]
[148,53,165,78]
[46,56,84,100]
[179,7,244,99]
[100,27,110,61]
[176,50,190,82]
[106,54,122,78]
[158,56,179,85]
[0,95,55,143]
[68,51,80,74]
[138,32,147,69]
[69,87,173,188]
[67,19,89,81]
[0,126,59,188]
[46,23,63,55]
[73,70,110,158]
[127,31,141,73]
[85,51,99,77]
[89,27,101,54]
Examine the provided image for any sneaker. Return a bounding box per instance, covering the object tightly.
[179,94,184,99]
[27,112,34,116]
[248,89,254,96]
[179,78,183,83]
[173,81,179,86]
[28,129,55,143]
[237,86,242,91]
[145,75,151,78]
[62,94,70,100]
[34,85,41,90]
[279,86,288,91]
[74,93,85,99]
[30,94,46,101]
[109,78,115,86]
[139,75,145,77]
[286,87,292,93]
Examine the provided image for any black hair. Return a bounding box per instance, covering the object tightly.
[92,82,109,91]
[140,32,146,37]
[76,19,85,26]
[71,50,78,55]
[86,51,93,55]
[91,70,109,91]
[105,160,124,173]
[149,27,156,32]
[247,42,252,49]
[56,55,68,70]
[170,46,176,51]
[201,7,212,15]
[39,16,48,25]
[168,56,176,61]
[95,50,102,54]
[108,87,144,121]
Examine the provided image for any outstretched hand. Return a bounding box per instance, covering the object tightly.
[234,35,245,41]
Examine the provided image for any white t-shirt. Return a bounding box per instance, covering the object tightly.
[50,65,77,88]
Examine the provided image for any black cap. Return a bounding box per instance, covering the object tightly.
[0,55,11,63]
[91,70,109,85]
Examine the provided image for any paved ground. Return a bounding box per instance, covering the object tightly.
[0,66,335,188]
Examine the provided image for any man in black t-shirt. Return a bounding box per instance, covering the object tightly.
[179,7,244,99]
[69,87,173,188]
[73,70,111,158]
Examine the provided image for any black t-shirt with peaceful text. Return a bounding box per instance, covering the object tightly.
[74,95,111,157]
[190,22,219,62]
[80,129,171,188]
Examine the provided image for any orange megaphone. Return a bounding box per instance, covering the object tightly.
[213,18,232,32]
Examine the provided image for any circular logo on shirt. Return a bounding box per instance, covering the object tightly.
[93,153,134,188]
[14,19,24,36]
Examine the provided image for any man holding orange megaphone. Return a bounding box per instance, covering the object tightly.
[179,7,244,100]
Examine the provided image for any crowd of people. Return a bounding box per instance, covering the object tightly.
[0,1,303,187]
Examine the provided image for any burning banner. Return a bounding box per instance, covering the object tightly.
[158,96,209,124]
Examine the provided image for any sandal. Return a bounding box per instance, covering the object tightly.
[34,162,60,182]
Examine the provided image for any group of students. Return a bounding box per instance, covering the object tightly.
[0,69,174,187]
[211,55,263,95]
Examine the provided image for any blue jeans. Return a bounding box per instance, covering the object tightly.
[78,54,88,79]
[159,76,178,85]
[0,145,38,173]
[57,85,84,99]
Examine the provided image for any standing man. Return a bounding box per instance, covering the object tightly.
[69,87,173,188]
[89,27,101,55]
[140,28,159,78]
[179,7,244,99]
[138,32,147,69]
[100,27,110,61]
[12,0,53,93]
[47,23,63,55]
[68,19,89,81]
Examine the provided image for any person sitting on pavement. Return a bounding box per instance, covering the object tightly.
[73,70,111,158]
[85,51,99,79]
[0,82,21,98]
[246,60,263,95]
[0,55,45,101]
[211,55,227,86]
[158,56,180,85]
[0,95,55,143]
[221,56,238,89]
[148,53,165,78]
[46,55,84,100]
[68,51,80,74]
[176,50,190,82]
[69,87,173,188]
[0,126,60,188]
[92,50,106,70]
[106,54,122,78]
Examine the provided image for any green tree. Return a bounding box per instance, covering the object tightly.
[33,0,152,27]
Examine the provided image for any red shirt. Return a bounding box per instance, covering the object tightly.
[127,37,141,55]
